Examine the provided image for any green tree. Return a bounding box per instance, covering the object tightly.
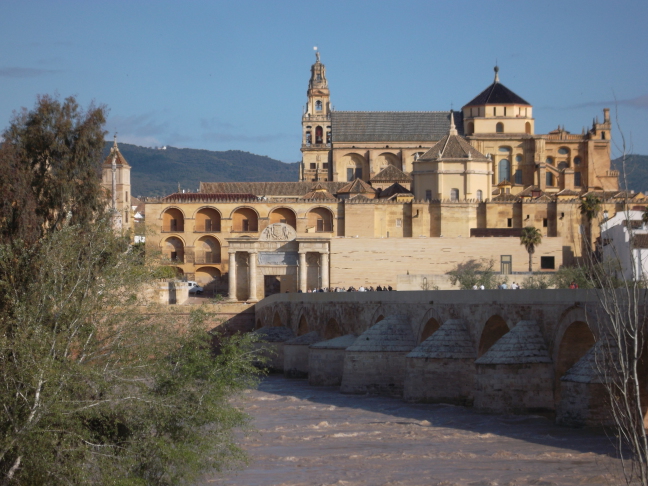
[520,226,542,272]
[446,259,505,289]
[0,96,261,484]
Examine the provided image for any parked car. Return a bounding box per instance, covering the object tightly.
[187,281,204,295]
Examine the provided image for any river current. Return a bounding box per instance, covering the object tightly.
[203,375,621,486]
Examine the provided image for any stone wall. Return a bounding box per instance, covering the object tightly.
[329,237,564,290]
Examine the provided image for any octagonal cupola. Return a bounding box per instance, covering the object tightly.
[462,67,534,136]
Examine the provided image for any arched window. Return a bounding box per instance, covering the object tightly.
[546,172,554,186]
[305,131,311,146]
[546,157,554,165]
[496,122,504,133]
[525,122,531,134]
[467,122,474,135]
[498,159,510,183]
[450,188,459,201]
[476,189,483,202]
[601,131,606,140]
[558,161,568,170]
[315,126,323,144]
[574,156,582,165]
[574,172,582,187]
[315,100,322,111]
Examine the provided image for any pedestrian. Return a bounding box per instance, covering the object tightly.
[480,284,485,290]
[388,285,393,291]
[472,284,478,290]
[377,285,382,291]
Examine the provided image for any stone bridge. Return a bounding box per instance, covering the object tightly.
[252,290,648,427]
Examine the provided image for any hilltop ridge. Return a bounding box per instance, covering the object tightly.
[102,142,299,197]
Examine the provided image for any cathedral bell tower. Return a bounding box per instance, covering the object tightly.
[300,48,332,182]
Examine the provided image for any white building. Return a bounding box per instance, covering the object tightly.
[600,210,648,281]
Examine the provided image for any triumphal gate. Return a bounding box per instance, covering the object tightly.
[227,223,330,301]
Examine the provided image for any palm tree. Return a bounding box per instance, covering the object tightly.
[579,195,602,247]
[520,226,542,272]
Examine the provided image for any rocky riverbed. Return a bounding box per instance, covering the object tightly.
[203,375,621,486]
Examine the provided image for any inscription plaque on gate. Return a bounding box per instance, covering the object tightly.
[258,251,298,266]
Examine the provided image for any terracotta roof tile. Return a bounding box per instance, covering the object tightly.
[162,193,257,203]
[199,181,348,197]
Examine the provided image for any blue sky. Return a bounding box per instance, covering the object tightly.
[1,0,647,163]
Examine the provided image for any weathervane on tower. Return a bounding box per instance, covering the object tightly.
[314,46,320,62]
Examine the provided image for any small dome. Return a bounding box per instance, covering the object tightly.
[252,326,295,343]
[475,320,551,365]
[346,314,417,352]
[285,331,323,346]
[407,319,475,359]
[310,334,358,350]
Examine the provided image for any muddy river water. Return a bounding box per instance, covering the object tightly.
[203,375,622,486]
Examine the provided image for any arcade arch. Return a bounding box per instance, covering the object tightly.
[478,315,509,357]
[232,207,258,232]
[195,207,221,232]
[269,207,297,229]
[272,311,282,327]
[162,207,184,232]
[195,266,221,288]
[163,236,185,263]
[307,207,333,233]
[195,236,221,264]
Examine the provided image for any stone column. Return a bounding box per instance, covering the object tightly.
[248,251,258,302]
[299,251,307,292]
[227,251,237,301]
[320,252,329,289]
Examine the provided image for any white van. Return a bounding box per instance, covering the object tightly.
[187,281,204,295]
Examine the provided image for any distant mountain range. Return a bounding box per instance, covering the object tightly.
[103,143,299,197]
[612,155,648,194]
[103,142,647,198]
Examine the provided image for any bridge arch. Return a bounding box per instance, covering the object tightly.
[417,308,443,343]
[297,313,309,336]
[478,314,510,357]
[324,317,343,340]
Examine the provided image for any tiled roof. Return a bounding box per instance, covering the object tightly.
[370,164,412,182]
[200,181,348,197]
[331,111,463,142]
[162,193,257,203]
[407,319,475,359]
[300,189,338,201]
[377,183,413,199]
[463,79,531,107]
[337,178,376,194]
[419,133,489,161]
[491,194,519,202]
[103,146,131,168]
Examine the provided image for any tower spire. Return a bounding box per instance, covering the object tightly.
[448,110,458,136]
